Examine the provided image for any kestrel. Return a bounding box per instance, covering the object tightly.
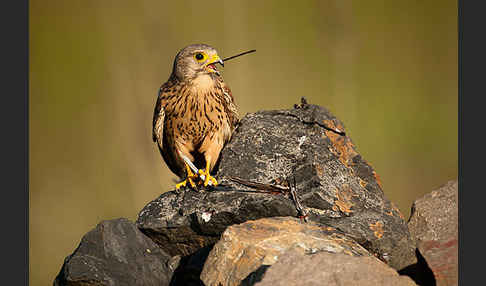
[152,44,239,190]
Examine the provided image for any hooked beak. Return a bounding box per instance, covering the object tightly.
[205,54,224,75]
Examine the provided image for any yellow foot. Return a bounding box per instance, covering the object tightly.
[175,176,197,190]
[176,160,200,190]
[198,169,218,187]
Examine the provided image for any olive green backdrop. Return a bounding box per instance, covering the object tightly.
[30,1,457,285]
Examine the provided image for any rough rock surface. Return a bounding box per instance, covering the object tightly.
[53,218,176,286]
[137,100,416,270]
[255,250,417,286]
[200,217,371,286]
[408,180,458,286]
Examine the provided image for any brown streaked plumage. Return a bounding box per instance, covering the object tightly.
[153,44,239,189]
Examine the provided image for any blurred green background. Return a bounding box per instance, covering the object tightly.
[30,1,457,285]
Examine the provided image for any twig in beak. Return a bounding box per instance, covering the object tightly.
[222,49,256,63]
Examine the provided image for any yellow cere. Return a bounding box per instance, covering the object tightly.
[208,54,221,65]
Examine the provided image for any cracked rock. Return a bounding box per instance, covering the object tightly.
[136,100,416,271]
[200,217,372,286]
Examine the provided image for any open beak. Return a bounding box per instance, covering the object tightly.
[205,55,224,75]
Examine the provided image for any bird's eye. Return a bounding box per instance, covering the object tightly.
[194,52,206,62]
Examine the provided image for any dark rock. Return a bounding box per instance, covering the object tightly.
[200,217,372,286]
[136,101,416,270]
[137,189,298,257]
[169,245,211,286]
[408,180,458,286]
[255,250,417,286]
[53,218,175,286]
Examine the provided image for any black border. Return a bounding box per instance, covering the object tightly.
[459,0,483,285]
[1,0,29,285]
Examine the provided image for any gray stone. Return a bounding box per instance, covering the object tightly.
[53,218,175,286]
[200,217,372,286]
[408,180,458,286]
[137,99,416,271]
[255,250,417,286]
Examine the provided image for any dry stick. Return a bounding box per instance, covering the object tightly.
[281,111,346,136]
[228,176,308,222]
[222,49,256,62]
[227,176,289,194]
[289,176,308,223]
[292,97,346,136]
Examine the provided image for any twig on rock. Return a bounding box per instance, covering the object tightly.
[289,176,308,223]
[281,112,346,136]
[227,176,289,194]
[290,97,346,136]
[227,176,308,222]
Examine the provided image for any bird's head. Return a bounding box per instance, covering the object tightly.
[171,44,224,81]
